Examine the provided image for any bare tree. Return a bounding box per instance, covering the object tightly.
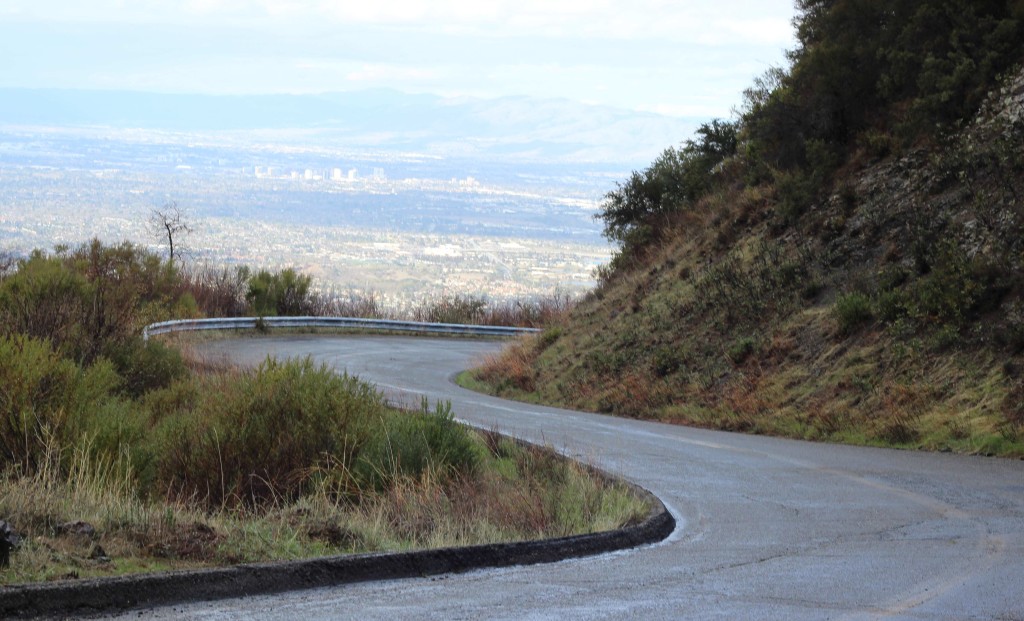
[0,250,16,279]
[149,202,193,266]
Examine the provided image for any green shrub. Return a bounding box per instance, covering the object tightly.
[874,289,909,323]
[0,241,180,363]
[598,120,738,249]
[906,240,979,329]
[354,399,482,491]
[0,253,88,354]
[652,345,684,377]
[727,337,758,364]
[834,292,874,334]
[878,265,910,291]
[0,334,120,473]
[155,357,385,507]
[140,378,200,424]
[102,337,187,398]
[246,268,314,317]
[537,326,563,350]
[78,397,157,491]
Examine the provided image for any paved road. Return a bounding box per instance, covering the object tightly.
[118,335,1024,620]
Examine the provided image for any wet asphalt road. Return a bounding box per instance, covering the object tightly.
[112,335,1024,620]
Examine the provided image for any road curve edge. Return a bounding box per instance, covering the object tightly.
[0,477,674,618]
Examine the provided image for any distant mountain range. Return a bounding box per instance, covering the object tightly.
[0,88,700,165]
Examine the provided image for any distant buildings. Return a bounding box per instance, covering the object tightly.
[253,165,369,183]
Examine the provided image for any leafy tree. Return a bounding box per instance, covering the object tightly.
[598,120,738,249]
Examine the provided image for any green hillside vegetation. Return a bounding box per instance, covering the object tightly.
[0,242,645,584]
[467,0,1024,457]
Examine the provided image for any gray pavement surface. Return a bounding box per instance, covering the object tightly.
[110,335,1024,620]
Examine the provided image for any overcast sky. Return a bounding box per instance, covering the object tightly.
[0,1,796,119]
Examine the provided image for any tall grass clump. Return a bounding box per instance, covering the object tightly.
[473,339,538,394]
[354,399,483,492]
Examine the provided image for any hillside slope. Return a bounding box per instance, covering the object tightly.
[470,1,1024,457]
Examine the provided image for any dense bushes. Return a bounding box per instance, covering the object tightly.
[0,334,120,473]
[181,265,251,317]
[121,351,465,507]
[0,330,644,583]
[834,292,873,334]
[0,240,569,504]
[0,242,184,363]
[795,0,1020,144]
[0,331,484,511]
[592,0,1024,346]
[153,359,481,509]
[412,293,487,325]
[411,293,574,328]
[0,240,499,511]
[598,120,738,254]
[0,242,361,343]
[157,358,380,506]
[741,0,1023,214]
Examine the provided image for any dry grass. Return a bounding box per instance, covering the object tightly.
[0,416,648,585]
[474,338,539,393]
[463,228,1024,457]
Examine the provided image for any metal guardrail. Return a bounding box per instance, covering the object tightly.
[143,316,540,341]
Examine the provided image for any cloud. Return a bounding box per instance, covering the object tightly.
[343,63,443,84]
[708,17,794,45]
[10,0,794,43]
[1,0,795,117]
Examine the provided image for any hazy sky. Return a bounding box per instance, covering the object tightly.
[0,1,796,118]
